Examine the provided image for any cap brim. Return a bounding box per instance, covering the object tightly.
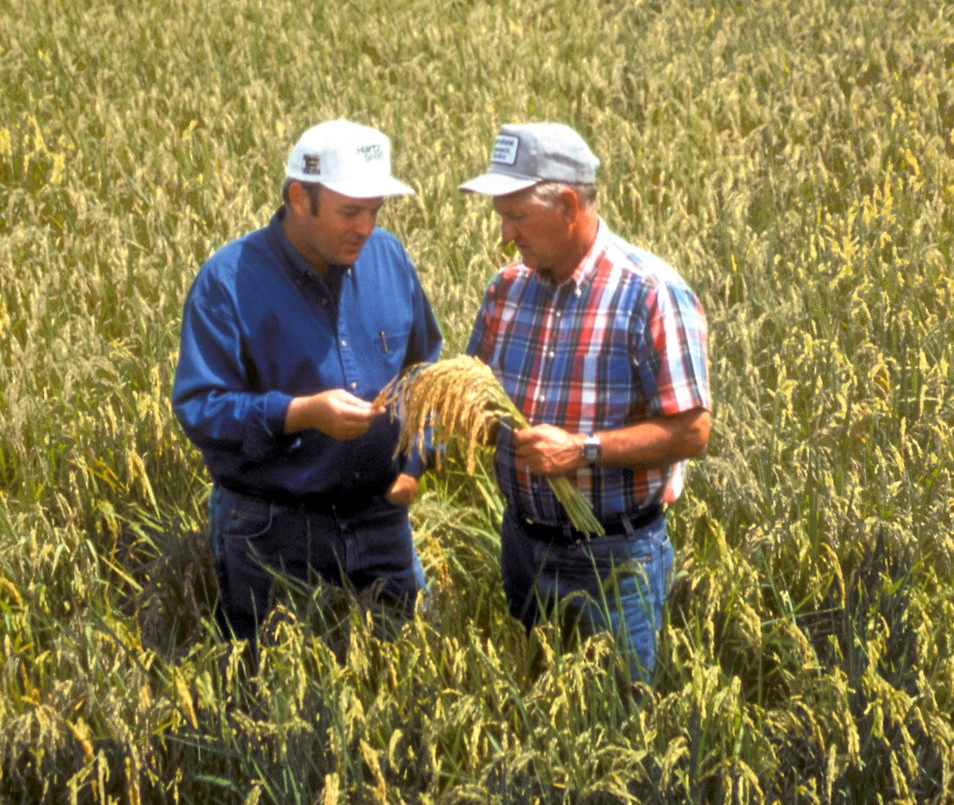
[318,176,414,198]
[458,171,540,196]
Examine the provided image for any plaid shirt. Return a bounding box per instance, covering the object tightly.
[466,221,710,524]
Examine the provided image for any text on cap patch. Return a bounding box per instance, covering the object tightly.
[491,135,519,166]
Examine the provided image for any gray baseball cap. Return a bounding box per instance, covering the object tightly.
[459,122,600,196]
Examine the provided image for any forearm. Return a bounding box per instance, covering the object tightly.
[172,383,292,459]
[514,408,710,476]
[586,408,710,471]
[284,395,323,434]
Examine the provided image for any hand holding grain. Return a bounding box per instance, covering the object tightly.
[513,424,582,475]
[285,388,385,440]
[379,356,604,536]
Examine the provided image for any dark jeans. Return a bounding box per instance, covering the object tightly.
[209,485,425,642]
[501,505,674,682]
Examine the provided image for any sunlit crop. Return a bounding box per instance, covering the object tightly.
[1,0,953,801]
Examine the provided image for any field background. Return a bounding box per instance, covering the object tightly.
[2,0,954,802]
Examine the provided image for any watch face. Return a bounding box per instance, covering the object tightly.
[583,437,600,463]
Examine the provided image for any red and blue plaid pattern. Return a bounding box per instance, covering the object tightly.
[467,222,710,524]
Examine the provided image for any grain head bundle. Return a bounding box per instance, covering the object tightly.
[378,355,604,537]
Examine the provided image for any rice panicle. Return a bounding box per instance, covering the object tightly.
[381,355,604,536]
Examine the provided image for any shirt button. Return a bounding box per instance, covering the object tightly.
[341,339,348,347]
[350,382,358,390]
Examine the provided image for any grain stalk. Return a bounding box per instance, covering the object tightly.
[378,355,604,537]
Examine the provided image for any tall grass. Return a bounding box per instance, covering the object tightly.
[2,0,953,801]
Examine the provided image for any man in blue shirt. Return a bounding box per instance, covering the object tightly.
[172,119,442,643]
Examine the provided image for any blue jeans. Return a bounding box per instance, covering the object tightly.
[209,485,425,642]
[501,506,674,682]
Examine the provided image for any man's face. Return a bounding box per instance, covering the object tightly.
[296,185,383,271]
[492,188,574,281]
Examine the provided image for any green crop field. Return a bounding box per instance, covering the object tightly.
[2,0,954,801]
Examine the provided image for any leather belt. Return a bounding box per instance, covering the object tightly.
[219,484,367,516]
[519,503,663,544]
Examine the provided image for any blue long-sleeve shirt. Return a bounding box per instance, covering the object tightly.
[172,210,443,503]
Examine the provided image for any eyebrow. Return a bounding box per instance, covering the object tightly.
[340,202,383,214]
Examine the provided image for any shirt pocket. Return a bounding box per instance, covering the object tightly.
[374,326,410,377]
[579,344,635,424]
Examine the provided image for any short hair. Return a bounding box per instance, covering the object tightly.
[526,181,597,210]
[282,178,323,216]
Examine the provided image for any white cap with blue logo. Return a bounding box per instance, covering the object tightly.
[286,119,413,198]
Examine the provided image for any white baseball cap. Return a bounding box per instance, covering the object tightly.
[459,122,600,196]
[285,119,414,198]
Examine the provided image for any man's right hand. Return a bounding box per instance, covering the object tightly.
[284,389,385,440]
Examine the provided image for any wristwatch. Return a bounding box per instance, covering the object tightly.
[581,434,602,465]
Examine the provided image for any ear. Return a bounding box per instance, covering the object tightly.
[287,181,311,216]
[559,187,581,222]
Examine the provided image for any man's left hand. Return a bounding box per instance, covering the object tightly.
[386,473,420,507]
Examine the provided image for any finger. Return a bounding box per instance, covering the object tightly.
[338,400,381,422]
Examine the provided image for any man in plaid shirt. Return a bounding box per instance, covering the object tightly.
[461,123,711,681]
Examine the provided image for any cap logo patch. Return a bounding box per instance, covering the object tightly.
[356,143,385,163]
[302,154,321,175]
[491,135,519,166]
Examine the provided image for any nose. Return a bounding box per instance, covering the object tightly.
[500,218,517,245]
[354,210,377,237]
